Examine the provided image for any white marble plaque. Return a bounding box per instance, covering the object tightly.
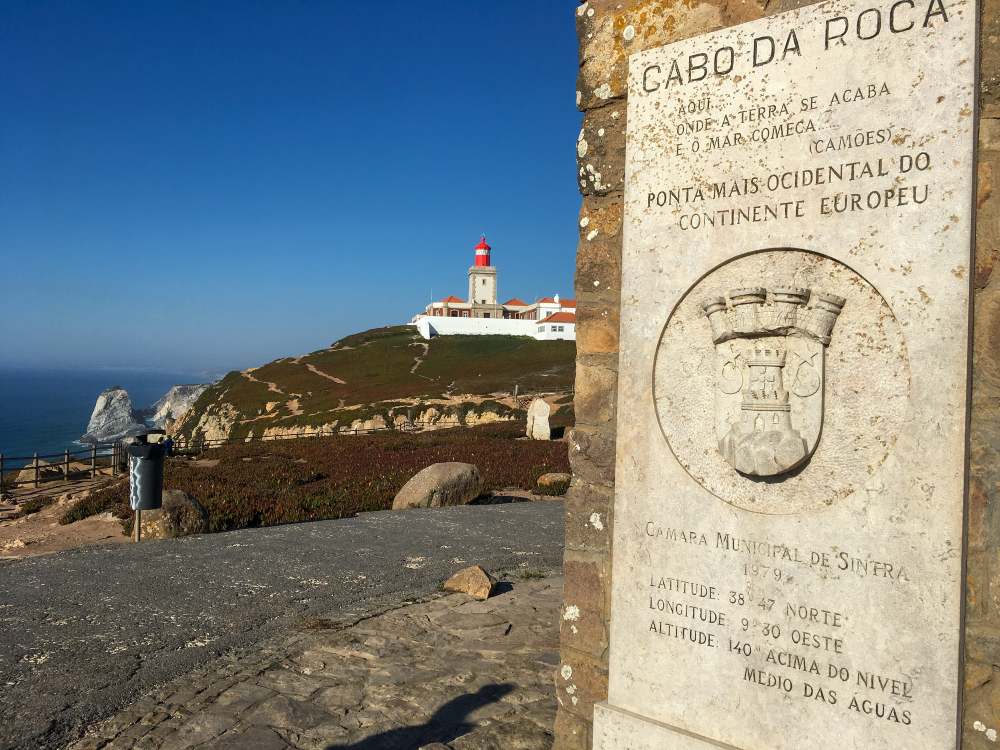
[596,0,977,747]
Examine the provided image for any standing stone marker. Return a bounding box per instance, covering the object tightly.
[595,0,977,747]
[527,398,551,440]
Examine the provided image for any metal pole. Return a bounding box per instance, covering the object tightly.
[33,453,39,488]
[64,449,70,480]
[90,445,97,478]
[133,509,141,543]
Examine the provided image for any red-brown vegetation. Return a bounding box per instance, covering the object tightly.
[65,422,568,534]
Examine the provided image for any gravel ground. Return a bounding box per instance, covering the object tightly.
[0,501,565,750]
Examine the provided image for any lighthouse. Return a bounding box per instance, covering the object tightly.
[468,235,498,309]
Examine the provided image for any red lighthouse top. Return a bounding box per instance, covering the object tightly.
[474,236,491,267]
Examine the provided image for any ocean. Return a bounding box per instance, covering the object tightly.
[0,368,205,464]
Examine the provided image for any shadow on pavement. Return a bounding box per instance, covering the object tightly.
[325,683,514,750]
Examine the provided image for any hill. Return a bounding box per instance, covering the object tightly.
[174,325,575,442]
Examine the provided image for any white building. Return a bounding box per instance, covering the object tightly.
[412,236,576,341]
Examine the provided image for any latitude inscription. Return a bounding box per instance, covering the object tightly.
[593,0,977,748]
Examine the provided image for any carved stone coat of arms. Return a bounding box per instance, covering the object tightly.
[701,287,845,477]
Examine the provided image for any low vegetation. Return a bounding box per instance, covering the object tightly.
[65,422,569,535]
[12,495,55,519]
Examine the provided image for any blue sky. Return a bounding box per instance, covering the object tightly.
[0,1,580,376]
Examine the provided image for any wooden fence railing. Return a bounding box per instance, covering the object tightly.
[0,441,127,495]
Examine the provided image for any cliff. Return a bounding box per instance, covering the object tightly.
[80,387,146,444]
[174,325,575,443]
[149,384,209,430]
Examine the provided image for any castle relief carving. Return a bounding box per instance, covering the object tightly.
[702,287,845,477]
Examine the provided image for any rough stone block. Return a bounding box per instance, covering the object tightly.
[568,425,616,485]
[577,105,626,196]
[560,554,611,656]
[982,0,1000,112]
[969,475,990,552]
[977,150,1000,289]
[983,117,1000,152]
[555,648,609,721]
[962,667,1000,749]
[577,196,623,286]
[974,284,1000,393]
[552,707,592,750]
[564,481,613,554]
[575,295,620,356]
[965,625,1000,670]
[967,661,995,692]
[573,358,617,426]
[576,0,733,111]
[576,242,622,307]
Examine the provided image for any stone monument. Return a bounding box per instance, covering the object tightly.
[593,0,978,747]
[527,398,551,440]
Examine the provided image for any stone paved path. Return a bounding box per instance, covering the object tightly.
[67,575,563,750]
[0,502,564,749]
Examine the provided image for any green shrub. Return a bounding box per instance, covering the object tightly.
[60,482,128,526]
[13,495,55,518]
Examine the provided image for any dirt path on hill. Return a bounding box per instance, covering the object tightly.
[241,368,285,395]
[410,341,430,376]
[304,363,346,384]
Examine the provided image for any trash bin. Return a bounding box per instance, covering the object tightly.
[127,440,166,511]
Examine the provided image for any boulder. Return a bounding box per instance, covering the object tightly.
[526,398,551,440]
[536,472,572,496]
[442,565,496,601]
[15,459,59,484]
[392,462,484,510]
[138,490,209,540]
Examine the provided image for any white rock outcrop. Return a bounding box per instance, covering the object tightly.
[80,387,146,444]
[150,384,209,430]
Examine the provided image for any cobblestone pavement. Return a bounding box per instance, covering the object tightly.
[0,502,564,749]
[67,575,564,750]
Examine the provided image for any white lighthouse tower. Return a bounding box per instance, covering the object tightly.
[468,235,498,309]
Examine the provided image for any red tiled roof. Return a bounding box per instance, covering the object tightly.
[441,295,465,303]
[537,296,557,304]
[560,299,576,308]
[539,312,576,324]
[503,298,529,306]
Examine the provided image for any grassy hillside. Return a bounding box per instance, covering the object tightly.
[175,326,575,441]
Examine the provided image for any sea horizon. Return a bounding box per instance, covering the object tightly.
[0,366,212,463]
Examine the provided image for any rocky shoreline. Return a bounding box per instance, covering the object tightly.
[79,383,209,445]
